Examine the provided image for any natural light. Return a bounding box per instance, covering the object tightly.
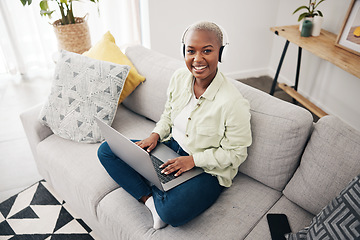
[0,47,7,75]
[0,0,145,81]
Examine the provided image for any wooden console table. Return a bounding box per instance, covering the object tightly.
[270,25,360,118]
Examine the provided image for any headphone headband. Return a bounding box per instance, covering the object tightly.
[181,22,229,62]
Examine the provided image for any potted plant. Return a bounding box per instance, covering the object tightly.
[20,0,99,53]
[293,0,326,36]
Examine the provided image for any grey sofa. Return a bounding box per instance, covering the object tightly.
[20,45,360,240]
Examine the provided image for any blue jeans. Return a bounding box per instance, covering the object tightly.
[97,138,224,227]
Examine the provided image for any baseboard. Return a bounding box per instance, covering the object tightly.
[267,68,335,117]
[266,68,293,86]
[225,68,272,80]
[225,67,297,82]
[226,67,325,111]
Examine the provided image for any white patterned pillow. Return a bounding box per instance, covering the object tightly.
[39,50,130,143]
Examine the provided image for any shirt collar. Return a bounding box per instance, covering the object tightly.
[186,70,224,101]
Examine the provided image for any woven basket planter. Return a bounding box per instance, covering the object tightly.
[53,16,91,54]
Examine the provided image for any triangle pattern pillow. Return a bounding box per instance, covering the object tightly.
[286,174,360,240]
[39,50,130,143]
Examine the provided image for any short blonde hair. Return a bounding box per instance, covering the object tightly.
[182,21,223,46]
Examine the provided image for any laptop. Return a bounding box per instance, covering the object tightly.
[95,117,203,191]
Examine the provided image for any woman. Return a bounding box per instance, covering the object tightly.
[98,21,252,229]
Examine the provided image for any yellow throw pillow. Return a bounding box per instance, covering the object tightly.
[83,31,145,103]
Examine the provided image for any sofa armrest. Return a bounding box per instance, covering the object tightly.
[20,103,53,160]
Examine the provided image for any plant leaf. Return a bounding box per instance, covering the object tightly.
[39,0,49,11]
[293,6,310,14]
[20,0,32,6]
[314,0,326,9]
[40,10,54,18]
[317,10,323,17]
[298,12,310,22]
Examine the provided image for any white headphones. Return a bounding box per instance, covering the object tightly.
[181,22,229,63]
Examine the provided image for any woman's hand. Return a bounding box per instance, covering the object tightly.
[160,156,195,177]
[135,133,160,152]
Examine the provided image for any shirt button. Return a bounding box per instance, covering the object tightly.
[197,103,200,107]
[185,134,189,137]
[188,117,191,121]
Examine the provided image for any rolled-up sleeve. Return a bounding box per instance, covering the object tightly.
[152,85,174,140]
[193,98,252,187]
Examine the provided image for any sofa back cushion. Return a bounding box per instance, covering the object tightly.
[123,45,184,122]
[283,115,360,215]
[231,80,314,191]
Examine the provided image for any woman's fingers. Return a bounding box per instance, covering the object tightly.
[160,156,195,176]
[135,139,157,152]
[160,159,176,169]
[146,142,157,152]
[174,168,184,177]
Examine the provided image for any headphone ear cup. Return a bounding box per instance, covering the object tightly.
[219,45,225,62]
[182,44,186,58]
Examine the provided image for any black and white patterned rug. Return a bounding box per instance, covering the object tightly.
[0,180,100,239]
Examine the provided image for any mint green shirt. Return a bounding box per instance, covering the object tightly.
[153,68,252,187]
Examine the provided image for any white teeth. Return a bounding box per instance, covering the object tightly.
[194,66,207,70]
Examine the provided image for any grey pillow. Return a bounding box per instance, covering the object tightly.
[39,50,130,143]
[286,174,360,240]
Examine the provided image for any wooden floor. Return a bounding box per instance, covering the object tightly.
[0,75,51,203]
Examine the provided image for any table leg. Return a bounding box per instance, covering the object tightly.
[270,40,290,95]
[292,46,302,104]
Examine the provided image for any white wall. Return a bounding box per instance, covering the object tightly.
[146,0,280,78]
[146,0,360,131]
[270,0,360,131]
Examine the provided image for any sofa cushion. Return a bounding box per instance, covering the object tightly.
[83,31,145,103]
[244,196,314,240]
[39,50,130,143]
[283,115,360,215]
[96,173,282,240]
[36,134,116,218]
[123,45,184,122]
[36,105,156,219]
[231,80,314,191]
[285,174,360,240]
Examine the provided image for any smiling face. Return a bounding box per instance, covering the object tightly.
[184,29,221,84]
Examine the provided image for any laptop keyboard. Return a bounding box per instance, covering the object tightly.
[150,155,177,184]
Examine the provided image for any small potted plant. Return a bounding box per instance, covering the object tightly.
[20,0,99,53]
[293,0,326,36]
